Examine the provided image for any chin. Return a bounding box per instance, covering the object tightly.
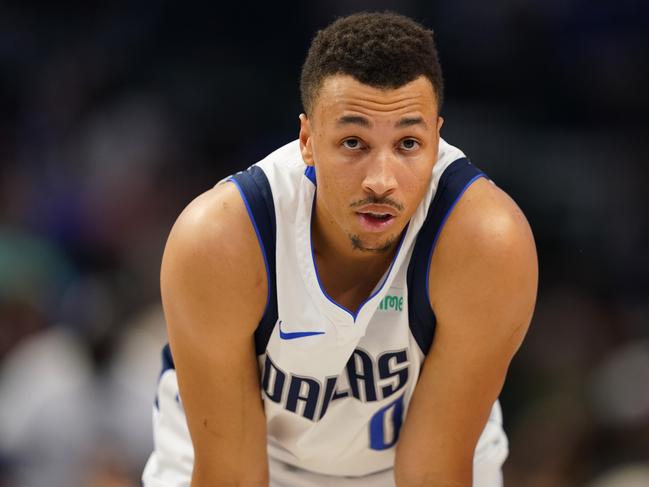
[350,234,398,254]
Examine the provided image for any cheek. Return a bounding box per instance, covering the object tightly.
[317,170,360,225]
[401,171,432,207]
[321,173,353,208]
[317,168,342,204]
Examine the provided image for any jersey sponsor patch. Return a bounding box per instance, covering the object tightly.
[377,293,404,312]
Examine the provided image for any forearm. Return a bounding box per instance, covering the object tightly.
[394,455,471,487]
[191,463,269,487]
[184,364,269,487]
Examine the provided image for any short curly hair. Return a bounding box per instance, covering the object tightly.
[300,12,444,117]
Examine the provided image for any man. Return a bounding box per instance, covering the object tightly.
[143,12,537,487]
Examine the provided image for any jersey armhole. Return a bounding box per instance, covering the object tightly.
[228,166,279,355]
[406,158,487,356]
[227,177,272,312]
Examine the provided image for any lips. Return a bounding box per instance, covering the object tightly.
[354,204,399,217]
[355,206,398,232]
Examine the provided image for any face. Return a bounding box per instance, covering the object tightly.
[299,74,443,255]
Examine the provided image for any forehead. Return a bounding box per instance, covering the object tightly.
[312,74,438,123]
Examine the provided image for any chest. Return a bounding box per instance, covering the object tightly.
[260,279,421,422]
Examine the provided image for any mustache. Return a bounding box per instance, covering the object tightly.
[350,196,404,212]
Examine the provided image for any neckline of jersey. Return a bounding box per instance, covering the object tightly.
[307,188,409,323]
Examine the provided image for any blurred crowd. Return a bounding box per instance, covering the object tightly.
[0,1,647,486]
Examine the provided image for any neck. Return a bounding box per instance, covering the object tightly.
[311,203,400,308]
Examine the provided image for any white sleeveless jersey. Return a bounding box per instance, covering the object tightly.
[143,139,508,485]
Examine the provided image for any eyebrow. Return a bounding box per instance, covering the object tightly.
[395,116,428,129]
[335,115,428,129]
[336,115,371,128]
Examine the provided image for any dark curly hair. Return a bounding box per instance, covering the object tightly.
[300,12,444,116]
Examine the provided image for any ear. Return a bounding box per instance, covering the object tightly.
[299,113,315,167]
[436,116,444,135]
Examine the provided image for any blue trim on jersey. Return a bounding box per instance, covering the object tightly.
[161,343,175,375]
[308,189,409,322]
[406,158,486,355]
[425,172,486,300]
[229,177,271,311]
[229,166,279,355]
[304,166,317,185]
[154,343,176,409]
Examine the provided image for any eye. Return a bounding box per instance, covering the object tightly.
[342,138,365,150]
[399,138,420,151]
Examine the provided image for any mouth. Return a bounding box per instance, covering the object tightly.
[356,211,397,232]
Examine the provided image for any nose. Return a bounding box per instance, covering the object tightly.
[361,149,398,197]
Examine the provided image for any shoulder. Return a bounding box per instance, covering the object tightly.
[161,181,268,336]
[164,181,263,275]
[439,177,534,258]
[429,177,538,342]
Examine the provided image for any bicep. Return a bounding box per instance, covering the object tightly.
[161,183,269,484]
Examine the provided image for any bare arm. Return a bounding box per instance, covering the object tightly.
[161,182,269,486]
[394,179,538,486]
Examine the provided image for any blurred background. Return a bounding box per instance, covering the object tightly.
[0,1,647,486]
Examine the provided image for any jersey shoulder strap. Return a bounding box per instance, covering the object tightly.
[229,166,279,355]
[406,158,487,355]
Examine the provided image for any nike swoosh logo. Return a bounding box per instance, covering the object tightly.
[278,321,325,340]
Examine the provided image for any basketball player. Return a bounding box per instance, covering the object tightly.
[142,12,538,487]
